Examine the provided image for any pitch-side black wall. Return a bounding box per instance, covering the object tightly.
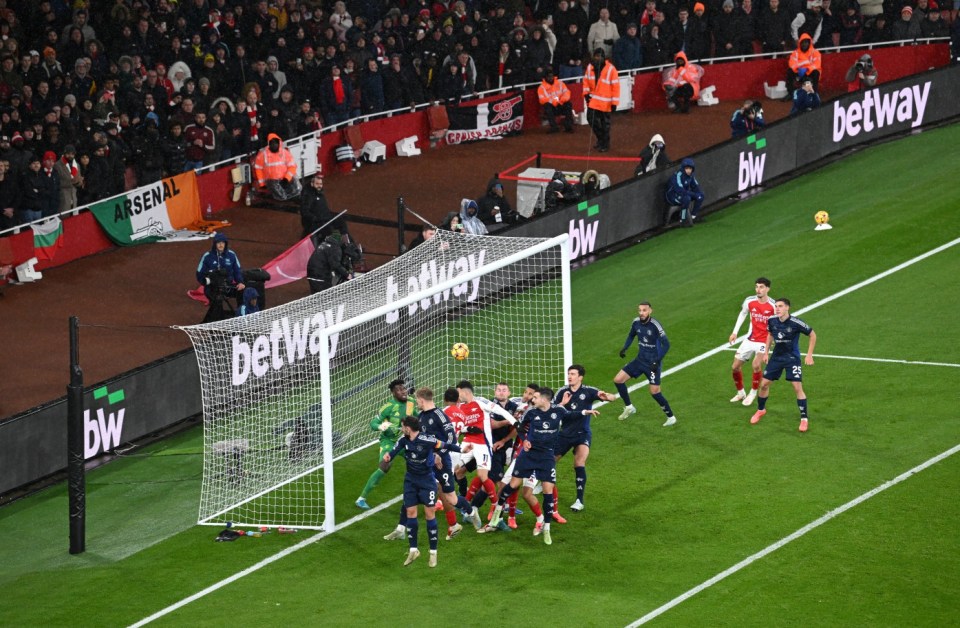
[505,64,960,257]
[0,350,201,497]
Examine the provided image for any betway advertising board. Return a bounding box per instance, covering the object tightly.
[0,351,201,496]
[504,64,960,249]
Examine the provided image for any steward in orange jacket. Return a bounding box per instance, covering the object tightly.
[582,48,619,151]
[538,68,574,133]
[253,133,302,200]
[662,51,701,113]
[787,33,821,92]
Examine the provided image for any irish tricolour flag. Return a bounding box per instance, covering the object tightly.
[89,170,221,245]
[32,217,64,261]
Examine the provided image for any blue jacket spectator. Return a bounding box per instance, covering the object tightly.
[730,100,766,138]
[238,287,261,316]
[196,233,244,299]
[790,80,822,116]
[613,24,643,71]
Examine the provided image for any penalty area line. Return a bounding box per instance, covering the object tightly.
[128,496,402,628]
[719,347,960,369]
[626,442,960,627]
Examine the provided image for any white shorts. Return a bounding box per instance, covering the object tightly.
[503,457,537,489]
[459,442,491,471]
[735,339,767,362]
[448,451,462,470]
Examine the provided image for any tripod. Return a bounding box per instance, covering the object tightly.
[202,287,236,323]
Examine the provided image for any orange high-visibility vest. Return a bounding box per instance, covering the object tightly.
[253,133,298,185]
[538,77,571,106]
[582,60,620,112]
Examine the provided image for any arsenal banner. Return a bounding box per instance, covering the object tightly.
[445,92,524,145]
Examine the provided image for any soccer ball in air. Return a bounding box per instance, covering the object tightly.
[814,210,830,225]
[451,343,470,360]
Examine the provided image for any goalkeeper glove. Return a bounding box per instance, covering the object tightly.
[378,420,392,432]
[619,349,626,358]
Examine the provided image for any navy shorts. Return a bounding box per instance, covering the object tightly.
[624,358,661,385]
[433,456,456,494]
[403,477,438,508]
[513,455,556,484]
[764,355,803,382]
[555,431,591,458]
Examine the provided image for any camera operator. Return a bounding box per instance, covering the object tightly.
[844,54,878,93]
[307,232,352,295]
[197,232,245,306]
[730,100,766,139]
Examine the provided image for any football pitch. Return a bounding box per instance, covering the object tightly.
[3,123,959,627]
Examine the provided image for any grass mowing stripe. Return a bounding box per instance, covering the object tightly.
[719,347,960,368]
[608,235,960,404]
[626,442,960,627]
[128,495,402,628]
[130,234,960,627]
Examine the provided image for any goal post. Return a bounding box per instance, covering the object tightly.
[178,230,571,531]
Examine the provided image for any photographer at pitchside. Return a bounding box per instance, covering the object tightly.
[844,54,878,92]
[196,233,245,320]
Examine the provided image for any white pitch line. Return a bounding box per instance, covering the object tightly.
[132,235,960,626]
[719,347,960,369]
[128,496,402,628]
[626,442,960,627]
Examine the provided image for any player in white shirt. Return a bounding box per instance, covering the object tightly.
[728,277,775,406]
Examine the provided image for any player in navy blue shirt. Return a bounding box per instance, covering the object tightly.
[614,301,678,427]
[414,387,482,539]
[383,415,470,567]
[489,387,598,545]
[749,298,818,432]
[553,365,617,513]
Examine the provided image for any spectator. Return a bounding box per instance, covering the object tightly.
[588,8,621,59]
[791,0,824,48]
[642,24,671,66]
[382,55,421,109]
[758,0,795,52]
[237,287,261,316]
[844,54,879,92]
[196,232,245,303]
[665,157,705,227]
[919,8,949,38]
[253,133,300,201]
[320,65,352,125]
[862,13,892,43]
[555,22,587,79]
[38,151,61,218]
[544,169,582,213]
[790,77,822,115]
[83,143,113,202]
[307,233,351,294]
[662,51,701,113]
[359,58,385,114]
[435,61,469,104]
[53,144,82,213]
[818,0,839,48]
[459,199,488,235]
[613,23,643,70]
[714,0,749,56]
[183,111,215,170]
[0,160,17,230]
[838,0,865,46]
[477,178,522,227]
[678,7,710,61]
[408,225,437,249]
[441,211,465,232]
[525,27,553,83]
[538,68,575,134]
[786,34,822,95]
[634,133,670,177]
[162,121,187,176]
[730,100,766,138]
[132,118,165,185]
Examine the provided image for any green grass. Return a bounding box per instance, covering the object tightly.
[2,124,960,626]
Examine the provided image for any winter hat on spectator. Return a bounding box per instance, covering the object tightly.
[11,132,23,143]
[64,144,76,155]
[43,47,56,58]
[42,151,57,162]
[63,94,77,107]
[145,112,160,126]
[694,2,706,12]
[900,5,913,15]
[10,92,21,100]
[0,135,8,143]
[199,77,211,87]
[204,53,215,62]
[302,45,314,53]
[29,50,40,58]
[722,0,733,8]
[267,56,278,65]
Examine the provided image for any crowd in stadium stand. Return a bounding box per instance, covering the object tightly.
[0,0,954,231]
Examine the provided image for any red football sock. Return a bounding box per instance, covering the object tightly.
[507,491,519,517]
[733,370,744,390]
[482,479,498,502]
[553,486,559,505]
[445,509,457,526]
[531,501,543,517]
[752,371,762,390]
[466,476,481,501]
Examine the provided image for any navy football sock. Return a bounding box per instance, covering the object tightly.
[798,398,808,419]
[757,395,768,411]
[456,495,472,515]
[651,392,673,417]
[406,518,418,549]
[615,382,631,406]
[398,503,407,526]
[543,493,555,522]
[574,466,586,503]
[471,489,487,509]
[456,476,468,496]
[426,518,438,551]
[498,483,515,507]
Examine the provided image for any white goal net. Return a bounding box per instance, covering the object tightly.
[179,230,571,530]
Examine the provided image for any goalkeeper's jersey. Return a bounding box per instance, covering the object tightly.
[371,398,415,444]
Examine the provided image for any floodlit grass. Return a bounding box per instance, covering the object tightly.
[2,124,959,626]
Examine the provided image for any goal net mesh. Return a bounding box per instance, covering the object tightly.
[179,230,569,529]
